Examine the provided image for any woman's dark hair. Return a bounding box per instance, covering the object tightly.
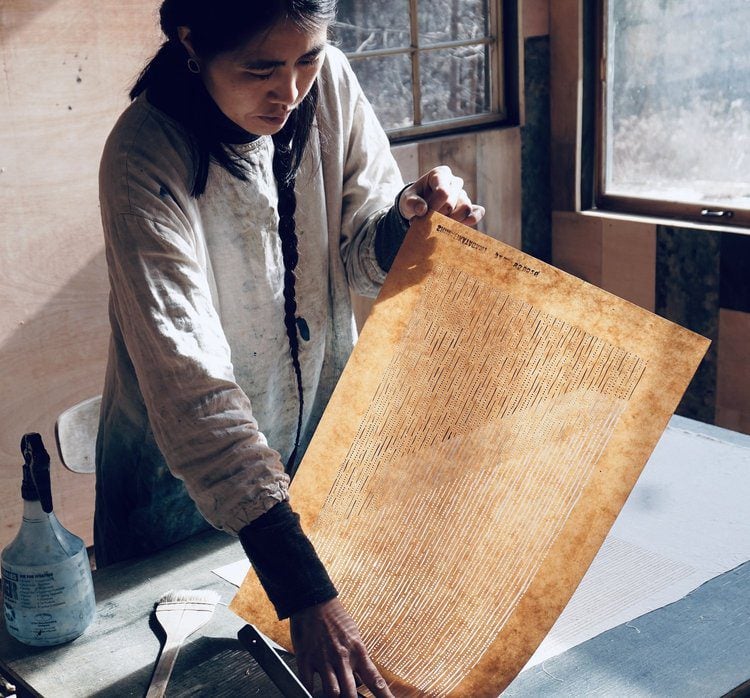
[131,0,336,197]
[133,1,336,476]
[272,115,307,476]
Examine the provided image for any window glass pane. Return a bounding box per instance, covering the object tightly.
[420,45,489,123]
[418,0,490,45]
[333,0,411,52]
[348,54,414,130]
[605,0,750,208]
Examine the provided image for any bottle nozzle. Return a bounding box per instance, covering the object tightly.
[21,433,53,513]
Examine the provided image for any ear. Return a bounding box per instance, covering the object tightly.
[177,26,196,58]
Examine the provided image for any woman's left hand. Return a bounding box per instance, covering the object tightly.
[398,165,485,227]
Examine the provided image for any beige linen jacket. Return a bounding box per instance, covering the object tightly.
[95,46,404,560]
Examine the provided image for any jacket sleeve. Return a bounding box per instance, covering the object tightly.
[318,47,407,298]
[99,117,290,535]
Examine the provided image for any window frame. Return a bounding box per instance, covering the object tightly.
[334,0,519,143]
[590,0,750,230]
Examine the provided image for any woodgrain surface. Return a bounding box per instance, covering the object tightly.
[0,529,290,698]
[522,0,550,38]
[716,309,750,433]
[549,0,581,213]
[0,1,161,548]
[551,212,656,311]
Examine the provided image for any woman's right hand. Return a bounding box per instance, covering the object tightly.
[290,597,394,698]
[398,165,485,227]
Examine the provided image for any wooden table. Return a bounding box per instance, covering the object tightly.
[2,417,749,697]
[3,526,749,698]
[0,530,288,697]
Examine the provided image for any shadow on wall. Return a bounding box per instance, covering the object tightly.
[0,1,165,549]
[0,0,66,36]
[0,250,109,548]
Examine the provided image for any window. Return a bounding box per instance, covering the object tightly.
[332,0,517,141]
[594,0,750,228]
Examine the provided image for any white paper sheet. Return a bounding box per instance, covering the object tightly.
[213,558,251,588]
[525,416,750,668]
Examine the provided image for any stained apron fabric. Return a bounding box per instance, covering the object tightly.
[94,46,405,565]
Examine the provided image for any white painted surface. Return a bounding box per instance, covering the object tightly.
[527,415,750,667]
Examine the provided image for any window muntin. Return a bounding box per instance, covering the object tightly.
[596,0,750,227]
[332,0,509,140]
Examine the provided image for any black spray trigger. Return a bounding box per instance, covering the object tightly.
[21,433,53,513]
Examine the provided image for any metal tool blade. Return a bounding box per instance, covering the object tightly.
[238,624,312,698]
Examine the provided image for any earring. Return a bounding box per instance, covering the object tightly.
[187,57,201,74]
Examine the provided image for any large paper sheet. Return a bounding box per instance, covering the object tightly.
[230,212,709,697]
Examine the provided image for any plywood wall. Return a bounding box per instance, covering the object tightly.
[2,1,160,550]
[0,1,538,551]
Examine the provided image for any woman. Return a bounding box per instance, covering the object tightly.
[95,0,484,695]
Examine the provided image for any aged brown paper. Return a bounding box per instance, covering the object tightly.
[230,212,709,697]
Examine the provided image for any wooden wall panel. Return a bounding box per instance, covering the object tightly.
[391,142,420,183]
[477,128,522,248]
[716,309,750,433]
[601,219,656,312]
[0,1,160,550]
[552,214,656,311]
[523,0,550,38]
[551,211,602,286]
[549,0,581,212]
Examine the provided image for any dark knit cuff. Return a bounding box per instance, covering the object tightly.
[374,185,412,272]
[238,501,338,620]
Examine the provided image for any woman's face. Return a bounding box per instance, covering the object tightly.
[183,19,328,136]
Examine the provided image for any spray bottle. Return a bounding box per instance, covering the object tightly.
[1,433,96,645]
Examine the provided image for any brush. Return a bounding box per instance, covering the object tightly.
[145,588,221,698]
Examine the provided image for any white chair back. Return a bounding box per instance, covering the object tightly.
[54,395,102,474]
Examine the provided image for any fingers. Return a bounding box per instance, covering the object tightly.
[352,653,393,698]
[454,203,485,226]
[331,642,362,698]
[298,640,392,698]
[298,649,391,698]
[399,166,484,227]
[297,658,316,695]
[320,661,357,698]
[290,598,393,698]
[468,204,485,224]
[400,192,429,219]
[412,166,460,217]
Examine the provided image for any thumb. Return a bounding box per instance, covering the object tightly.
[399,193,429,220]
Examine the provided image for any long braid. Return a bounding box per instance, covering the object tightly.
[273,114,306,477]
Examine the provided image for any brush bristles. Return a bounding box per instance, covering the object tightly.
[157,589,221,605]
